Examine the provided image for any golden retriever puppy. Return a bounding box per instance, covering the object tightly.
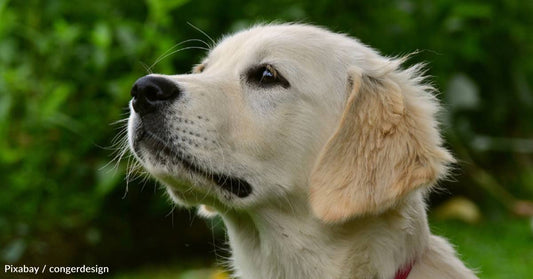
[127,23,478,279]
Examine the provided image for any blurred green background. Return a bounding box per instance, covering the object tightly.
[1,0,532,278]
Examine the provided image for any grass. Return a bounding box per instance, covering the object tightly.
[111,218,533,279]
[431,218,533,279]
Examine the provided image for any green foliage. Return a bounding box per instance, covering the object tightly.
[0,0,532,274]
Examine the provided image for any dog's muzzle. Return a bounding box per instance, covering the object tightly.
[128,75,253,198]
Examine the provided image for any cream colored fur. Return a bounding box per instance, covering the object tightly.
[127,23,478,279]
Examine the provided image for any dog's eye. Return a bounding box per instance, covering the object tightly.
[259,66,277,84]
[248,64,290,88]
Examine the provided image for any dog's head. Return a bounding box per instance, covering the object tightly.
[127,24,453,222]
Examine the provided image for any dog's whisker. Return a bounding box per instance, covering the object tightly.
[100,121,131,178]
[110,117,129,126]
[148,46,210,73]
[187,22,216,47]
[153,38,211,67]
[109,145,129,172]
[122,155,139,199]
[138,61,152,75]
[139,171,152,193]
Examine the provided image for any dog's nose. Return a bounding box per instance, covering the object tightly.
[130,75,181,116]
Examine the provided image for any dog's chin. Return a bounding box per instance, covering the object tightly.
[130,127,253,200]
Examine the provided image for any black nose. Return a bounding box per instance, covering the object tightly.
[130,75,181,116]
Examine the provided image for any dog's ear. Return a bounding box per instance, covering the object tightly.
[309,65,454,223]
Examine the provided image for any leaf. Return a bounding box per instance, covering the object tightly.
[145,0,190,25]
[91,22,112,49]
[95,161,124,197]
[41,84,73,118]
[452,3,492,19]
[445,73,480,111]
[1,239,26,263]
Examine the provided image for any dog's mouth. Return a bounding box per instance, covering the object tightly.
[133,128,253,198]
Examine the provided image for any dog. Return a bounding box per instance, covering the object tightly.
[126,23,478,279]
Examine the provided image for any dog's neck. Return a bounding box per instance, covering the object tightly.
[220,191,430,279]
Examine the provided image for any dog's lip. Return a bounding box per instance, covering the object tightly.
[134,128,253,198]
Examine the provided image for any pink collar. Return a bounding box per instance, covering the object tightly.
[394,261,414,279]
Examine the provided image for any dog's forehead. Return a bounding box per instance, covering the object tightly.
[207,24,347,66]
